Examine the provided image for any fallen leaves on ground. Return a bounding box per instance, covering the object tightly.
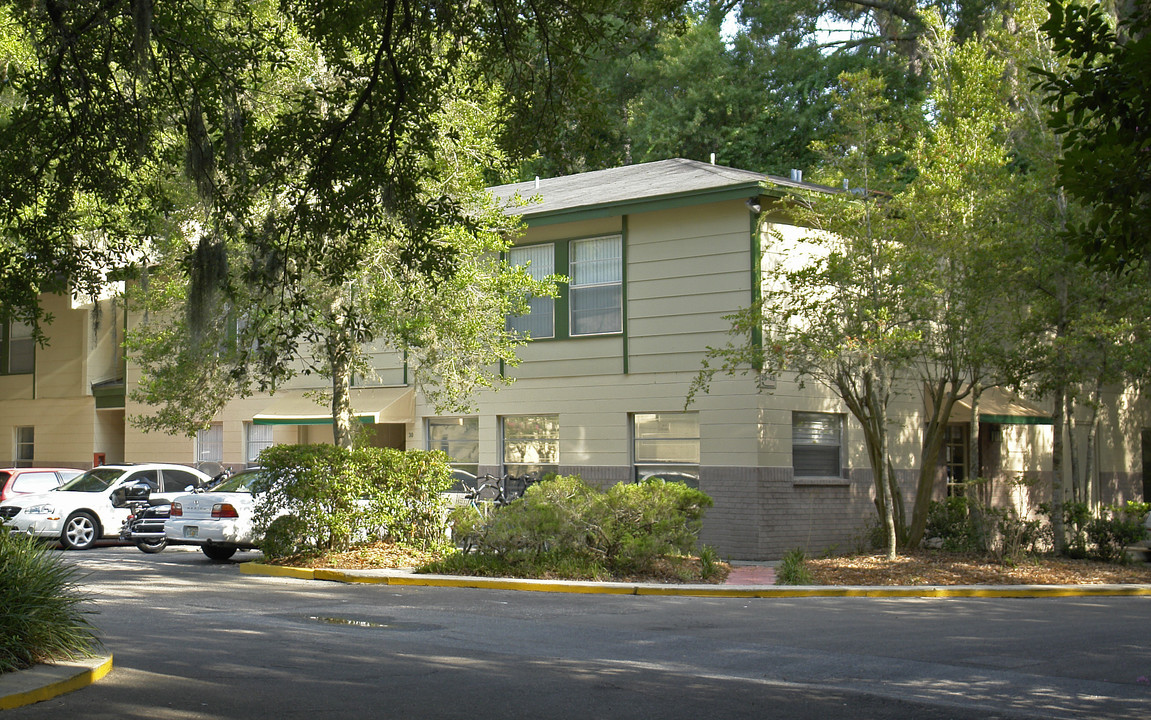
[806,551,1151,586]
[264,542,442,570]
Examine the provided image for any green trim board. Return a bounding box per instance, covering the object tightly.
[621,215,629,375]
[981,414,1053,426]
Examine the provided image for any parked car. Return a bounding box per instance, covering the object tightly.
[0,467,84,503]
[166,469,264,561]
[0,463,214,550]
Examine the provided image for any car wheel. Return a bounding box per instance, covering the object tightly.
[202,544,237,561]
[61,512,100,550]
[136,538,167,554]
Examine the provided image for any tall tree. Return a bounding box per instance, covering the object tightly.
[0,0,678,441]
[1033,0,1151,270]
[693,70,920,560]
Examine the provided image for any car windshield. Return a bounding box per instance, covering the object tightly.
[211,471,262,493]
[58,468,125,493]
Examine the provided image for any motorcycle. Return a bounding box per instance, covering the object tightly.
[118,467,232,553]
[117,481,172,554]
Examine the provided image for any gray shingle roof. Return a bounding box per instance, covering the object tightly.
[489,158,834,222]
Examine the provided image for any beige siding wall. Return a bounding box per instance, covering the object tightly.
[85,297,125,388]
[628,200,752,374]
[0,398,95,468]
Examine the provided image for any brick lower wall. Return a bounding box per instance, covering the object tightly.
[478,463,1149,561]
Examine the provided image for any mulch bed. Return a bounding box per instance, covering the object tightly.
[805,551,1151,586]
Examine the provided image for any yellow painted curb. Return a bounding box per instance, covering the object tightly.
[239,562,1151,599]
[240,563,315,580]
[0,654,113,710]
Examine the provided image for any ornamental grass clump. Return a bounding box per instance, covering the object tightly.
[0,532,100,673]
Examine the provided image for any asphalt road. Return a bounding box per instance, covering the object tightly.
[8,546,1150,719]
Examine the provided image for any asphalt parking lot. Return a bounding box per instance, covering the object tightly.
[5,545,1151,719]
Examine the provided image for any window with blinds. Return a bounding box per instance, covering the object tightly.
[569,236,622,335]
[7,321,33,374]
[246,423,273,465]
[196,423,224,464]
[506,243,555,339]
[792,412,842,477]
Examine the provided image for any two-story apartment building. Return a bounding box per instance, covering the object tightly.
[4,158,1148,559]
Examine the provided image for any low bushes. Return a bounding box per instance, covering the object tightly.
[253,444,454,560]
[431,474,721,581]
[0,532,100,673]
[1053,501,1149,562]
[925,494,1149,564]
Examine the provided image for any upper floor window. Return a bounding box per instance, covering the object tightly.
[507,244,555,339]
[792,412,842,477]
[570,236,622,336]
[507,235,623,340]
[5,321,34,375]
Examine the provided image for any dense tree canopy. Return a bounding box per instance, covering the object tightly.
[0,0,681,440]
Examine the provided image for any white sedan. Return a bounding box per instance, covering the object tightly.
[166,469,263,561]
[1,463,213,550]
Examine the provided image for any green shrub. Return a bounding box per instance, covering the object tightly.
[253,444,454,559]
[987,506,1046,564]
[776,547,816,585]
[0,533,100,673]
[925,497,989,552]
[1085,503,1149,563]
[441,475,713,578]
[1060,501,1093,559]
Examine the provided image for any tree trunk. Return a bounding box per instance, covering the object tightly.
[1051,383,1066,554]
[328,299,357,451]
[1067,392,1081,503]
[908,381,955,547]
[1085,378,1102,510]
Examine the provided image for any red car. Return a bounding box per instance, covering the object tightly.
[0,467,85,503]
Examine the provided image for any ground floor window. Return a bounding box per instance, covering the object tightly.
[14,426,33,467]
[196,423,223,464]
[633,412,699,488]
[944,424,968,496]
[428,417,479,490]
[792,412,842,477]
[502,414,559,480]
[247,423,274,465]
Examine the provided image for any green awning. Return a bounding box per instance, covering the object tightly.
[944,388,1053,426]
[252,387,414,426]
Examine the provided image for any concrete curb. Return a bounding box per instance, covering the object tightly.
[239,562,1151,598]
[0,654,113,710]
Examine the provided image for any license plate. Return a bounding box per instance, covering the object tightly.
[184,526,198,538]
